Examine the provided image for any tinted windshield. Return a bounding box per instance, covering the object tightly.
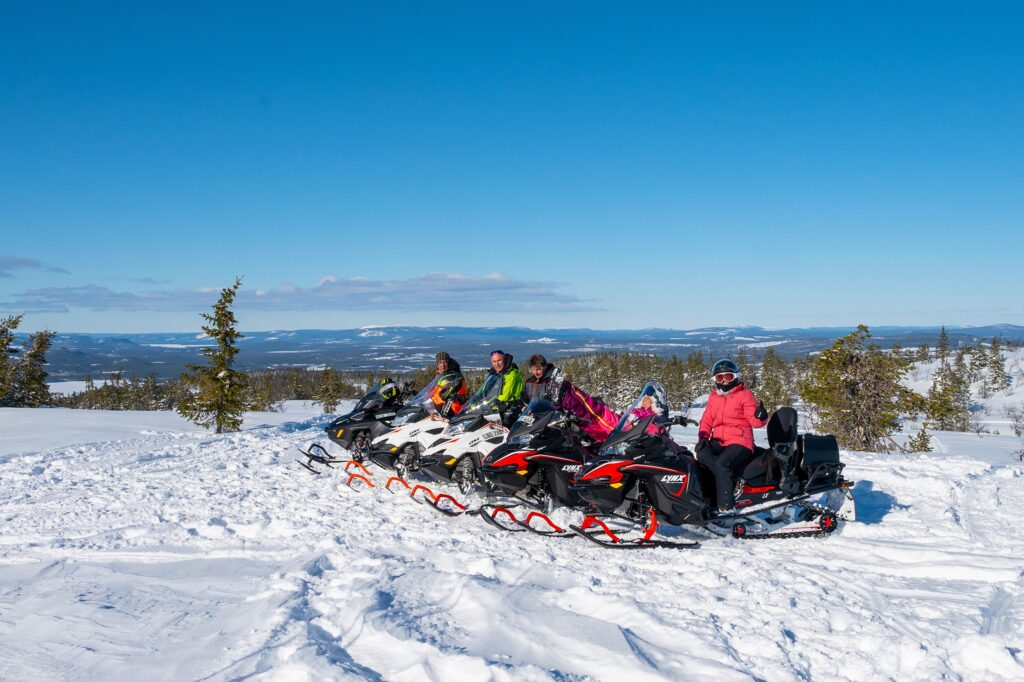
[460,373,504,416]
[608,381,670,437]
[405,376,442,415]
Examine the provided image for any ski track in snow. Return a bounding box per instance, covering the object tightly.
[1,413,1023,680]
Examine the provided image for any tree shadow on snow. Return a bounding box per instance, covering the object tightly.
[851,480,910,524]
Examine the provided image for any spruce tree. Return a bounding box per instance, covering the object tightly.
[906,423,933,452]
[927,348,971,431]
[8,330,56,407]
[797,325,925,452]
[987,337,1009,393]
[0,314,24,404]
[915,343,930,363]
[757,348,795,413]
[936,327,950,364]
[313,367,346,413]
[177,277,250,433]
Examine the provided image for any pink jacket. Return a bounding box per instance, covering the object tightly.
[698,383,767,451]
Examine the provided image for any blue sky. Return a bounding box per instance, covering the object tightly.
[1,2,1022,333]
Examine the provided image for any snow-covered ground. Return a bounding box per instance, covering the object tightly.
[2,356,1023,680]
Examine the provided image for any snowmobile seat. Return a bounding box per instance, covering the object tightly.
[801,434,844,492]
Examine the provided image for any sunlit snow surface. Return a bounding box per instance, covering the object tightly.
[1,399,1022,680]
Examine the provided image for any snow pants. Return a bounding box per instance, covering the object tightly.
[697,444,753,511]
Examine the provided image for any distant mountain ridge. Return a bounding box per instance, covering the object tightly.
[33,324,1024,381]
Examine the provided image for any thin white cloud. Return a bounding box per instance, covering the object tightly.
[0,272,598,314]
[0,255,70,278]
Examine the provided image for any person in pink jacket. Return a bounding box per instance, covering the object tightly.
[696,359,769,513]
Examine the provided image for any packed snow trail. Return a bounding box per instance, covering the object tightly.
[0,407,1022,680]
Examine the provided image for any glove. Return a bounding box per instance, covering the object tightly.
[754,400,768,421]
[695,437,709,454]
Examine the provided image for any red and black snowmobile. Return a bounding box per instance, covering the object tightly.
[475,397,601,535]
[569,382,855,548]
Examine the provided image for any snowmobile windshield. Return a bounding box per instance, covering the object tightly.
[507,398,560,445]
[406,376,442,414]
[456,373,504,419]
[353,384,386,412]
[608,381,670,438]
[390,377,441,426]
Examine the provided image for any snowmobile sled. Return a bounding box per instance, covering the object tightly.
[365,375,453,478]
[570,382,855,547]
[417,373,515,495]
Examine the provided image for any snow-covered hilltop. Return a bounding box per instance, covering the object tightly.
[2,350,1024,679]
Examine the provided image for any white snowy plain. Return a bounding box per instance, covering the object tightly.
[2,390,1024,679]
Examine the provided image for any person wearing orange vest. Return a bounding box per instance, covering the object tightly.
[430,351,468,417]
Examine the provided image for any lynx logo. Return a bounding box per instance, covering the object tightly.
[659,475,686,483]
[378,412,396,419]
[519,415,535,425]
[561,464,582,473]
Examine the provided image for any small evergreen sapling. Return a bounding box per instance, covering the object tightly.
[177,277,250,433]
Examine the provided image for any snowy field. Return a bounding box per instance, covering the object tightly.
[2,383,1024,678]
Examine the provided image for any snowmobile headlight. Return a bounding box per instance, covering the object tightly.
[508,433,534,447]
[447,421,469,436]
[601,442,628,457]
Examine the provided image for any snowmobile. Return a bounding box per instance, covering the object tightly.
[479,398,596,505]
[416,373,516,495]
[297,381,409,474]
[569,382,855,548]
[365,375,454,478]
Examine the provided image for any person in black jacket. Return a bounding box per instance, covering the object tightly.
[523,354,566,404]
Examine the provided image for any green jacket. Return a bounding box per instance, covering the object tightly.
[495,363,524,405]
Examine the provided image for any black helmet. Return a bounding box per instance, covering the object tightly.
[711,359,739,377]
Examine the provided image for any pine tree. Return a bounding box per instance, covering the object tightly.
[177,277,250,433]
[797,325,925,452]
[907,423,933,452]
[915,343,930,363]
[757,348,795,413]
[8,330,56,407]
[936,327,950,364]
[987,337,1009,393]
[927,349,970,431]
[0,314,24,404]
[313,367,346,413]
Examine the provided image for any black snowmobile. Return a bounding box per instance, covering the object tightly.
[569,382,855,548]
[297,381,410,474]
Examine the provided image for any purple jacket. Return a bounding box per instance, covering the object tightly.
[558,382,620,442]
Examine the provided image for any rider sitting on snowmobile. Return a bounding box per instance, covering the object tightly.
[557,382,621,443]
[430,351,468,417]
[487,350,524,424]
[695,359,769,514]
[524,354,566,403]
[377,377,401,406]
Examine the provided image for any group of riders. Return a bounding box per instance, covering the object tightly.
[373,350,769,515]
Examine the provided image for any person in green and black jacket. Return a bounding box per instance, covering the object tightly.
[488,349,524,424]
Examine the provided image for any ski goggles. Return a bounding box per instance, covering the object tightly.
[714,372,737,383]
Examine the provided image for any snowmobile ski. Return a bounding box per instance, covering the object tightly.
[296,444,347,475]
[569,509,700,550]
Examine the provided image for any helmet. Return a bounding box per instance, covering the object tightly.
[711,359,739,376]
[380,377,394,386]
